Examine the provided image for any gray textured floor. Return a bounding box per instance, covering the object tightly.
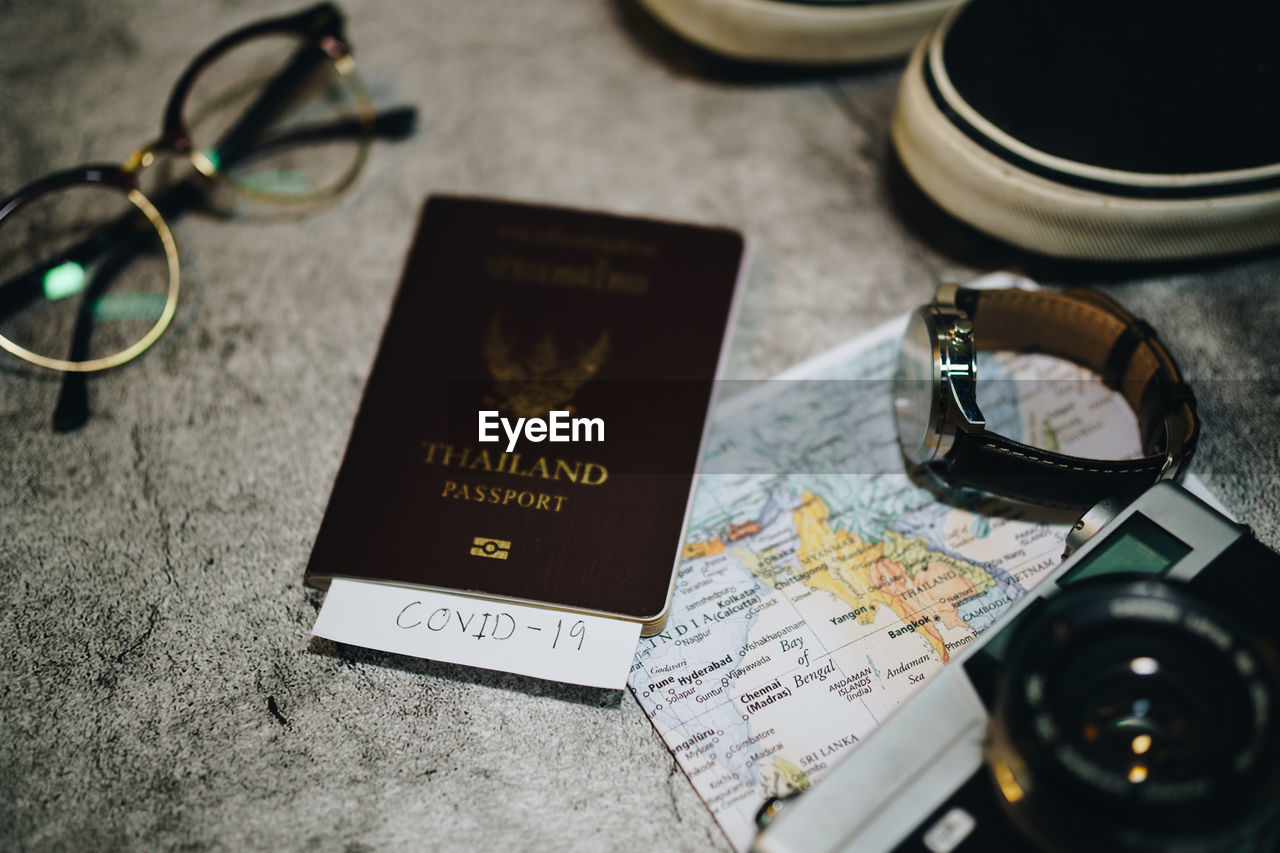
[2,1,1278,851]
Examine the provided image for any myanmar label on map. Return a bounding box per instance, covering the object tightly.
[627,304,1157,852]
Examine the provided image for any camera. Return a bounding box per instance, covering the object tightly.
[752,482,1280,853]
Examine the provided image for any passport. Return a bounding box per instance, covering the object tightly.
[304,196,746,635]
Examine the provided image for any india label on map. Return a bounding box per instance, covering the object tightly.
[627,313,1149,852]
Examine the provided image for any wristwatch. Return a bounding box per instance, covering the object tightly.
[892,284,1199,509]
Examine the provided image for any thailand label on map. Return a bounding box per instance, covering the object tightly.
[626,304,1197,852]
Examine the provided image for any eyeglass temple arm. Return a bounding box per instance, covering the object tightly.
[44,94,407,405]
[0,105,415,323]
[204,36,420,174]
[43,98,414,424]
[0,211,137,320]
[208,40,333,173]
[51,240,142,431]
[213,107,416,169]
[44,20,343,427]
[247,107,415,153]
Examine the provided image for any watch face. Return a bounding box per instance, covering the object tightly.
[893,310,940,466]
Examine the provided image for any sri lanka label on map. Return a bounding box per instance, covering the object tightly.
[627,307,1194,851]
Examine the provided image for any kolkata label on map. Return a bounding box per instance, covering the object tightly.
[627,309,1155,851]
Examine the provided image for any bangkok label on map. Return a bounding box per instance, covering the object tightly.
[627,308,1160,851]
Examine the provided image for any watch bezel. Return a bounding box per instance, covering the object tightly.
[894,304,975,467]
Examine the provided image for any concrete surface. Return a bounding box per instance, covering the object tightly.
[2,1,1278,850]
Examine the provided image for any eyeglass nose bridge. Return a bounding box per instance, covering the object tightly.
[123,137,222,189]
[121,139,173,177]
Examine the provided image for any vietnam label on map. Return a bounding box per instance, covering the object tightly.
[626,287,1206,852]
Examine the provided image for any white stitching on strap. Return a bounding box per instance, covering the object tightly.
[985,443,1163,476]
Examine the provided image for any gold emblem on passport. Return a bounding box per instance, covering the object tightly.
[484,316,609,418]
[470,537,511,560]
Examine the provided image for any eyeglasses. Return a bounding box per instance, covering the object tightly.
[0,3,415,430]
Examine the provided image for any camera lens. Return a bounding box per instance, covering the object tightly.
[986,579,1280,853]
[1060,629,1231,789]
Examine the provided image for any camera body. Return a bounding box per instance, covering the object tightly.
[752,482,1280,853]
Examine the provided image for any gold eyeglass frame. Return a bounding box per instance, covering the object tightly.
[0,3,377,374]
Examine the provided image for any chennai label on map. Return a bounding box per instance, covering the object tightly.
[627,315,1144,852]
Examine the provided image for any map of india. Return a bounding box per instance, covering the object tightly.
[627,303,1156,851]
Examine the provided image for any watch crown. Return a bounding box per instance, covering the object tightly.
[952,319,974,340]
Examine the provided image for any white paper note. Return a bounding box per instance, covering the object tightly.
[312,579,642,690]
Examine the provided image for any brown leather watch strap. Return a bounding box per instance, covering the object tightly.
[945,287,1199,509]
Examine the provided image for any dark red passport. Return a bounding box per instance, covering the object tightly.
[304,196,745,634]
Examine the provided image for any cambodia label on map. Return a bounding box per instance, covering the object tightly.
[627,304,1170,851]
